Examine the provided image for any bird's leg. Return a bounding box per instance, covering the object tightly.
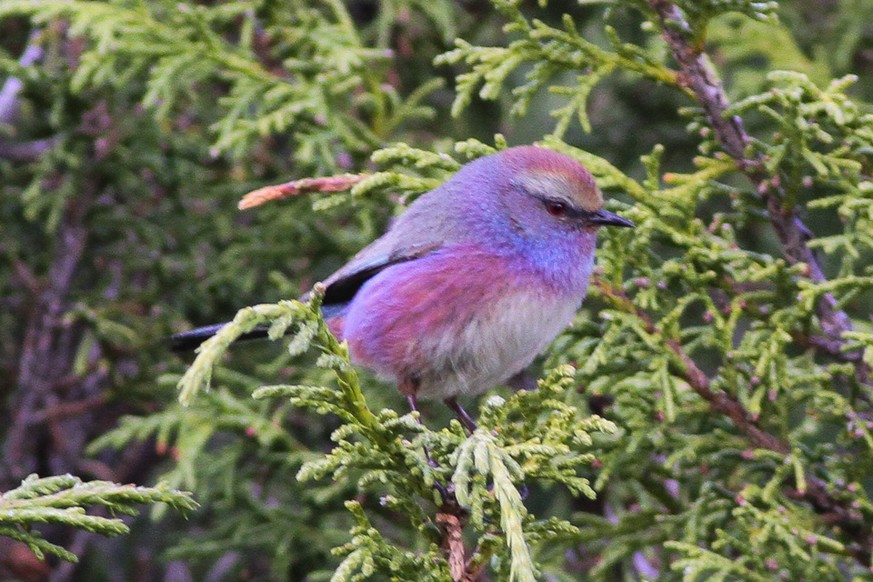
[444,397,477,434]
[406,394,422,420]
[403,387,442,472]
[401,389,463,505]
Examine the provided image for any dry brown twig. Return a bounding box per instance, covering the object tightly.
[238,174,367,210]
[436,512,469,581]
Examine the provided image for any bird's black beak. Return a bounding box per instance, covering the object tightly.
[588,208,635,228]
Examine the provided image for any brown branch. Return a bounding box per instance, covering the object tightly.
[595,278,786,452]
[2,211,89,487]
[648,0,870,390]
[25,394,107,425]
[647,2,748,159]
[791,331,866,363]
[437,512,469,581]
[0,94,133,493]
[663,338,788,453]
[645,7,873,556]
[10,260,40,294]
[238,173,367,210]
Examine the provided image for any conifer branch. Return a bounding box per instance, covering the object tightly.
[595,276,873,566]
[593,278,787,453]
[648,0,871,390]
[5,1,869,576]
[0,474,196,563]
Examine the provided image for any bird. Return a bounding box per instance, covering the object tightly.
[171,146,634,431]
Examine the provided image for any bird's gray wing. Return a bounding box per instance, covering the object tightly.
[319,241,443,308]
[170,243,443,351]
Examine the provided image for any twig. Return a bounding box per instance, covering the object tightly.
[642,5,873,557]
[594,279,786,452]
[662,337,788,453]
[238,173,366,209]
[437,512,469,581]
[25,394,107,425]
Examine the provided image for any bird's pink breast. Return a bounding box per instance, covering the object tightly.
[338,243,590,398]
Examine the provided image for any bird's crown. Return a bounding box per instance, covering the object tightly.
[503,146,603,212]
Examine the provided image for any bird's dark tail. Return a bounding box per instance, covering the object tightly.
[169,323,271,352]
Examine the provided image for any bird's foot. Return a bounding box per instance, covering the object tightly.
[406,394,453,502]
[444,396,478,434]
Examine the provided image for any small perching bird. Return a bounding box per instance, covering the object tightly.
[171,146,633,431]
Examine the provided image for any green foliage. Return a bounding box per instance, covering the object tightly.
[0,474,194,563]
[728,72,873,271]
[437,7,680,136]
[534,71,872,578]
[3,0,873,579]
[0,0,463,575]
[671,0,778,33]
[0,0,443,164]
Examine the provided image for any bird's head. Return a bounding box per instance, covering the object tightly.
[494,146,634,237]
[499,146,634,231]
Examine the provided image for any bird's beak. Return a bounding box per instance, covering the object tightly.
[588,208,635,228]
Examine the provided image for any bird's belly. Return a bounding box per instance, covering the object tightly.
[412,290,580,399]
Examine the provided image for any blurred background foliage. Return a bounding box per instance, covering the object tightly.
[0,0,872,580]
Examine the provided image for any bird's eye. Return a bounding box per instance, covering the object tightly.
[544,200,567,217]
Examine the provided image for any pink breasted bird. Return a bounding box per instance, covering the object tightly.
[171,146,634,430]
